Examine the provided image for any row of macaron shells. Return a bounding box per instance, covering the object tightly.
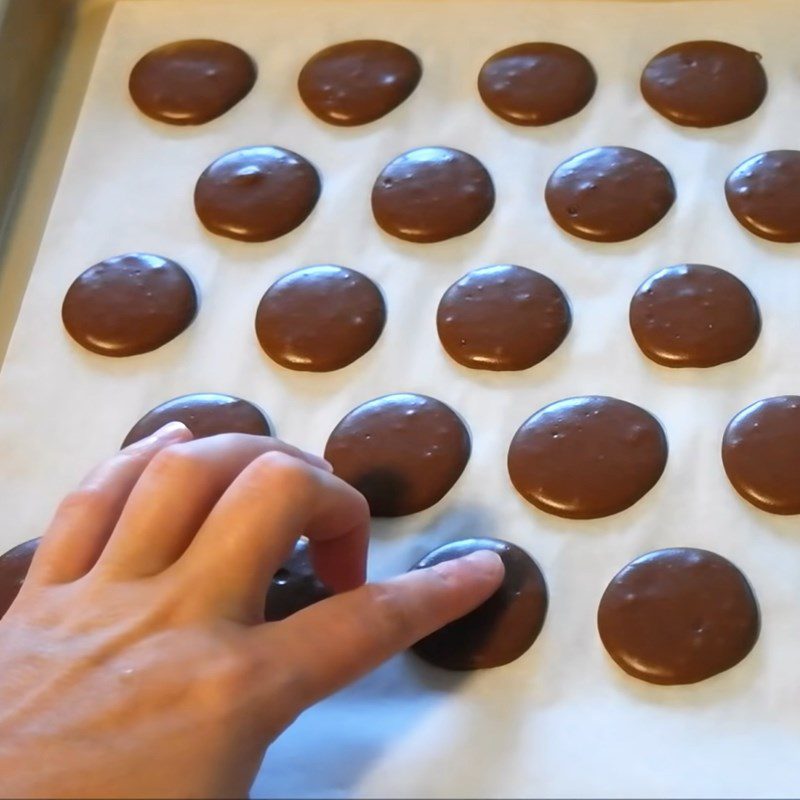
[116,389,799,520]
[0,531,760,685]
[130,38,767,130]
[62,259,761,371]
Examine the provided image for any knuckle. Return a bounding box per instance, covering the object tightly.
[363,583,418,646]
[250,451,317,498]
[57,484,110,516]
[145,443,197,478]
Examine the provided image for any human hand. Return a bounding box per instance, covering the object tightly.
[0,424,503,798]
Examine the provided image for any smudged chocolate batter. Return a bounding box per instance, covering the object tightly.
[0,538,38,620]
[725,150,800,243]
[508,396,667,519]
[437,264,571,371]
[371,147,494,243]
[544,146,675,242]
[629,264,760,368]
[411,538,547,670]
[324,393,470,517]
[722,395,800,514]
[255,265,386,372]
[478,42,596,126]
[265,538,332,622]
[61,253,198,357]
[194,146,321,242]
[597,547,759,685]
[129,39,256,125]
[298,40,421,126]
[641,40,766,128]
[122,393,271,448]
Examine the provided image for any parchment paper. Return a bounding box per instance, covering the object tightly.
[2,0,800,796]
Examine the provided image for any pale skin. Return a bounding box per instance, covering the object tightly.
[0,422,504,799]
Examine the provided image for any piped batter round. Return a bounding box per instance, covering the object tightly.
[122,393,271,448]
[129,39,256,125]
[298,40,421,126]
[0,538,38,620]
[597,548,759,685]
[265,538,331,621]
[725,150,800,243]
[324,393,471,517]
[478,42,596,126]
[194,146,321,242]
[411,538,547,670]
[629,264,760,368]
[371,147,495,243]
[62,253,198,357]
[437,264,571,371]
[508,396,667,519]
[544,146,675,242]
[255,265,386,372]
[722,395,800,514]
[641,40,766,128]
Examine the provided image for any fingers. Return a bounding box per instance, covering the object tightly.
[98,436,333,579]
[258,550,505,710]
[180,451,370,622]
[30,422,193,584]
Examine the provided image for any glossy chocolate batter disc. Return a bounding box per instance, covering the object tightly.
[62,253,198,357]
[437,264,571,371]
[0,538,38,620]
[371,147,495,243]
[298,40,421,126]
[722,395,800,514]
[194,146,321,242]
[629,264,760,368]
[411,538,547,670]
[508,396,667,519]
[725,151,800,243]
[324,393,471,517]
[129,39,256,125]
[122,393,271,448]
[598,548,759,685]
[478,42,596,126]
[255,265,386,372]
[641,40,766,128]
[544,146,675,243]
[265,538,332,622]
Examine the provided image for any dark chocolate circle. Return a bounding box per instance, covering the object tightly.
[544,146,675,243]
[722,395,800,514]
[478,42,596,126]
[324,393,471,517]
[265,538,331,622]
[62,253,198,357]
[255,265,386,372]
[371,147,495,243]
[641,40,766,128]
[411,538,547,670]
[598,548,759,685]
[725,150,800,243]
[0,538,38,620]
[194,146,321,242]
[298,40,421,126]
[122,393,271,448]
[437,264,571,371]
[508,396,667,519]
[629,264,760,368]
[129,39,256,125]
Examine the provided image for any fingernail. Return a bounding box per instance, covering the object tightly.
[433,550,505,579]
[126,421,191,451]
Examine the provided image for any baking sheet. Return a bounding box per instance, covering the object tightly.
[2,0,800,796]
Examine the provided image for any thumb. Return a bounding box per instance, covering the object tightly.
[257,550,504,708]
